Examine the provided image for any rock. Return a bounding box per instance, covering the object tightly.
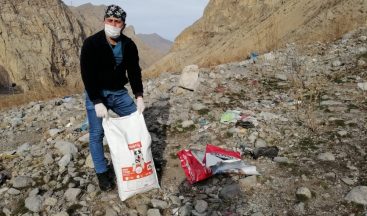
[78,133,89,144]
[54,140,78,157]
[357,82,367,91]
[16,143,30,154]
[332,60,342,67]
[219,184,241,200]
[239,176,257,189]
[251,213,264,216]
[341,177,357,186]
[182,120,194,128]
[275,73,287,81]
[178,204,193,216]
[12,176,33,188]
[255,139,267,148]
[317,152,335,161]
[337,130,348,137]
[44,152,54,165]
[169,195,181,206]
[296,187,312,201]
[7,188,20,195]
[49,128,62,137]
[105,208,118,216]
[294,202,305,215]
[44,197,58,206]
[147,209,161,216]
[273,157,289,164]
[194,200,208,213]
[344,186,367,205]
[359,36,367,41]
[151,199,168,209]
[179,65,199,91]
[85,154,94,169]
[53,212,69,216]
[358,59,366,66]
[64,188,81,202]
[25,195,43,212]
[192,103,207,111]
[58,154,72,168]
[320,100,342,106]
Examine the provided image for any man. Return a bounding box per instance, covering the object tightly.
[80,4,145,191]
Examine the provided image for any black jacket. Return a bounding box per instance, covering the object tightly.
[80,30,143,104]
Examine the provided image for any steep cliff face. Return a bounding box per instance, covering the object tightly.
[0,0,88,92]
[145,0,367,75]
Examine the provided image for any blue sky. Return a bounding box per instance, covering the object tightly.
[63,0,209,41]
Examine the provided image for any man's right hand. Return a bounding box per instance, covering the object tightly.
[94,103,108,118]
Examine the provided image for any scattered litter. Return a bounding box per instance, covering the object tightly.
[0,172,10,186]
[220,110,241,124]
[235,120,255,129]
[252,146,279,159]
[239,145,279,160]
[177,144,259,184]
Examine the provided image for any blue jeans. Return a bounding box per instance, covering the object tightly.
[85,89,137,174]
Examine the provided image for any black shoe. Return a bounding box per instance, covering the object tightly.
[107,164,116,181]
[97,171,115,191]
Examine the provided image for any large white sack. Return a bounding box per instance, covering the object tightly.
[102,111,160,201]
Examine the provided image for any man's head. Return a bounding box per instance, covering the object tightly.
[104,5,126,39]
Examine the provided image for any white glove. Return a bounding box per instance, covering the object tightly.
[136,97,145,114]
[94,103,108,118]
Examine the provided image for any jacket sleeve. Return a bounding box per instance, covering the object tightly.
[80,38,103,104]
[125,40,143,98]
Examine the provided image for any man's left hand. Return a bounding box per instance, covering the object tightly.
[136,97,145,114]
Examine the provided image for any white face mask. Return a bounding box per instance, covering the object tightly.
[104,24,122,38]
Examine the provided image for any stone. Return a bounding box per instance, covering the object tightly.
[78,133,89,144]
[359,36,367,41]
[317,152,335,161]
[182,120,194,128]
[169,195,181,206]
[64,188,81,202]
[273,157,289,163]
[332,60,342,67]
[179,65,199,91]
[320,100,342,106]
[239,176,257,189]
[275,73,287,81]
[344,186,367,205]
[194,200,208,213]
[25,195,43,212]
[296,187,312,201]
[58,154,72,167]
[147,209,161,216]
[179,204,193,216]
[85,153,94,169]
[54,140,78,157]
[255,139,267,148]
[105,208,118,216]
[52,212,69,216]
[12,176,33,188]
[219,184,241,200]
[337,130,348,137]
[44,152,54,165]
[357,82,367,91]
[16,143,30,154]
[49,128,62,137]
[44,197,58,206]
[192,103,207,111]
[151,199,169,209]
[7,188,20,195]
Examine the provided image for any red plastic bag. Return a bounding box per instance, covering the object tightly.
[177,149,212,184]
[204,144,241,166]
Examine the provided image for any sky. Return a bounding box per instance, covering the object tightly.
[63,0,209,41]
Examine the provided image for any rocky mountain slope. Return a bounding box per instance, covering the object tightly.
[69,3,168,69]
[145,0,367,76]
[137,33,173,55]
[0,27,366,215]
[0,0,88,93]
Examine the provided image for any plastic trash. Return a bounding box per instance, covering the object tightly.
[177,144,259,184]
[220,110,241,124]
[252,146,279,159]
[80,117,89,131]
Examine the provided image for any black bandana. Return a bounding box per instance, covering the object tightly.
[104,5,126,21]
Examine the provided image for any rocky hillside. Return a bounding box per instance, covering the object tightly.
[0,27,366,215]
[69,3,167,69]
[145,0,367,75]
[137,33,173,55]
[0,0,88,93]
